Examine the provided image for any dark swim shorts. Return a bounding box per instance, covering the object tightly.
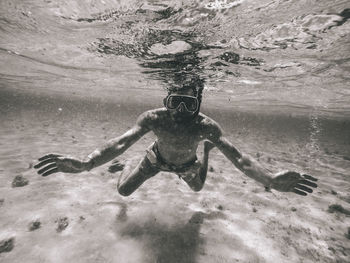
[145,141,201,182]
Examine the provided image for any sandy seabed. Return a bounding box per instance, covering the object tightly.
[0,89,349,263]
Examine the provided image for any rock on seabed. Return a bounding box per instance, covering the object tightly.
[11,175,29,187]
[0,237,15,253]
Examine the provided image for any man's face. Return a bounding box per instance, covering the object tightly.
[165,89,199,123]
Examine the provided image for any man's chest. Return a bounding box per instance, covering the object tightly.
[152,124,203,145]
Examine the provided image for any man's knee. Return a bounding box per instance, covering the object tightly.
[188,178,204,192]
[117,184,133,196]
[191,184,203,192]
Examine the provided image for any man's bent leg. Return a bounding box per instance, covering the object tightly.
[180,141,215,192]
[117,156,159,196]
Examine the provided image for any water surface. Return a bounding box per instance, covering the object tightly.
[1,0,349,117]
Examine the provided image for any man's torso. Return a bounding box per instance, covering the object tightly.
[142,108,216,166]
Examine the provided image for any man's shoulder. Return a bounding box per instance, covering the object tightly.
[197,113,220,128]
[196,113,223,138]
[140,108,167,118]
[137,108,167,124]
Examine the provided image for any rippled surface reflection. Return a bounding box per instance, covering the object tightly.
[0,0,349,117]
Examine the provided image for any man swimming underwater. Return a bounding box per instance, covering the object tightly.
[34,84,317,196]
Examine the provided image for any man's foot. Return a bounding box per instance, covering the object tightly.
[108,160,125,173]
[204,140,215,153]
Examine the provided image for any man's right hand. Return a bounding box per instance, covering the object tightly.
[34,154,89,176]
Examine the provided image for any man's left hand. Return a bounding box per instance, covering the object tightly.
[270,171,318,196]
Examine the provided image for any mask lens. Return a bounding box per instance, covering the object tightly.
[182,97,198,111]
[167,96,182,109]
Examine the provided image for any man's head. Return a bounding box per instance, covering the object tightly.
[164,78,204,123]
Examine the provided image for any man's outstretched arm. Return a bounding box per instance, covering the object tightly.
[34,112,151,176]
[85,113,151,170]
[209,131,274,188]
[205,119,317,195]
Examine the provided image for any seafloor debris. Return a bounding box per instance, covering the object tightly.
[28,220,41,231]
[346,227,350,240]
[108,160,125,173]
[0,237,15,253]
[216,204,224,210]
[327,204,350,215]
[11,175,29,187]
[55,217,69,233]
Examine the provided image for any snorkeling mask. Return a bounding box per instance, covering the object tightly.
[164,95,199,113]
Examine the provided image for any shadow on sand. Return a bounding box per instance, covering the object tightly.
[112,204,268,262]
[116,211,210,263]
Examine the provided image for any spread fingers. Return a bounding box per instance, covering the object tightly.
[38,154,62,162]
[295,184,313,193]
[292,189,307,196]
[34,159,58,169]
[37,163,57,175]
[299,179,317,188]
[42,168,59,177]
[302,174,318,181]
